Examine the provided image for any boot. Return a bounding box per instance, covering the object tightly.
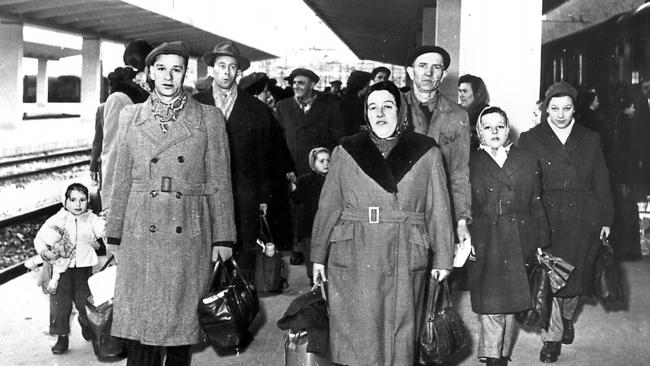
[81,325,92,341]
[540,341,561,363]
[165,345,191,366]
[500,356,511,365]
[486,357,501,366]
[51,335,69,354]
[562,318,574,344]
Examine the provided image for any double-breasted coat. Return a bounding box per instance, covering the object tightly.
[518,121,613,297]
[193,88,270,253]
[311,130,454,366]
[468,146,550,314]
[106,96,235,346]
[275,93,345,176]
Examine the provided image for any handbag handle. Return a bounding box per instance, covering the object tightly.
[205,257,252,294]
[259,214,275,243]
[99,254,115,272]
[425,277,453,319]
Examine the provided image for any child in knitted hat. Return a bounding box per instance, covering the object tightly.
[290,147,331,285]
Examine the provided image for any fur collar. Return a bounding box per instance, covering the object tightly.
[341,130,436,193]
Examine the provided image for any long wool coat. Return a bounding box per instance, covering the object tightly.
[518,121,613,297]
[311,130,454,366]
[468,146,550,314]
[106,96,236,346]
[193,88,270,252]
[275,93,345,175]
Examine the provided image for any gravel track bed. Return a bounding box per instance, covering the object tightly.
[0,154,89,177]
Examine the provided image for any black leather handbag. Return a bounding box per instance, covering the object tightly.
[419,278,467,364]
[515,262,552,329]
[198,257,259,348]
[593,239,624,304]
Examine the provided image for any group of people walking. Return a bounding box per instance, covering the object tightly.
[33,37,615,366]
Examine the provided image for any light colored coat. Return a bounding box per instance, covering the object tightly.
[106,96,235,346]
[311,130,454,366]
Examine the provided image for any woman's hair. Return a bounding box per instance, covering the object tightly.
[458,74,490,106]
[64,183,89,202]
[308,147,331,173]
[108,67,137,93]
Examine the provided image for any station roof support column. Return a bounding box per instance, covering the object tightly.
[459,0,543,137]
[428,1,462,101]
[80,37,101,124]
[36,57,48,108]
[0,17,23,129]
[196,58,208,79]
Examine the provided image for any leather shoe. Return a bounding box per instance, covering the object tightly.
[81,326,92,341]
[540,341,561,363]
[486,358,501,366]
[51,335,69,354]
[500,356,511,365]
[562,318,574,344]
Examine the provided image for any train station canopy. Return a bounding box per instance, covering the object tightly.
[23,41,80,60]
[0,0,275,61]
[303,0,570,65]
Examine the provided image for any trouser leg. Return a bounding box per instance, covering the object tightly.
[236,248,257,282]
[165,345,191,366]
[541,296,579,342]
[126,341,162,366]
[50,270,73,335]
[501,314,516,358]
[478,313,507,359]
[71,267,93,332]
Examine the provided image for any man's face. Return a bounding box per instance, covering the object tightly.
[642,82,650,98]
[406,53,447,94]
[209,55,239,90]
[293,75,314,98]
[458,82,475,108]
[149,54,186,99]
[372,71,388,84]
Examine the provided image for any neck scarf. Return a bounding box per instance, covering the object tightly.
[150,91,187,133]
[478,143,512,168]
[295,93,316,114]
[369,129,399,157]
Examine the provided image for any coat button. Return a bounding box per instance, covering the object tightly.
[508,185,514,190]
[511,218,517,223]
[176,226,182,233]
[150,190,158,197]
[489,187,494,192]
[176,192,183,199]
[151,157,158,163]
[178,156,184,163]
[150,225,158,232]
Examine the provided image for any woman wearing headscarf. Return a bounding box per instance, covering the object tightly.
[518,81,613,363]
[106,42,235,366]
[468,106,549,366]
[311,81,454,366]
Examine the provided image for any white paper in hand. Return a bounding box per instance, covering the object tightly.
[453,239,472,268]
[87,265,117,306]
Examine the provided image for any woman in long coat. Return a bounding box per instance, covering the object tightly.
[468,106,549,365]
[106,42,235,366]
[518,82,613,363]
[311,81,454,366]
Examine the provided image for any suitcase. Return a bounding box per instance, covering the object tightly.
[284,330,332,366]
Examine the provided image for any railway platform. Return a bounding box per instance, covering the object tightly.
[0,117,92,158]
[0,256,649,366]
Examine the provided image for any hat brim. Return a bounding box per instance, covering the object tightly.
[201,52,250,71]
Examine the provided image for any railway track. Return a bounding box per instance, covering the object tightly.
[0,147,91,168]
[0,147,91,183]
[0,204,60,286]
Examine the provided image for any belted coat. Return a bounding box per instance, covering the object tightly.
[468,146,550,314]
[518,121,613,297]
[106,96,236,346]
[311,130,454,366]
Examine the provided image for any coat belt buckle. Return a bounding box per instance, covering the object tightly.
[161,176,172,193]
[369,207,379,224]
[497,200,503,215]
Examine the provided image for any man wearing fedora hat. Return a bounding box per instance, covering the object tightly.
[194,40,271,281]
[402,45,472,273]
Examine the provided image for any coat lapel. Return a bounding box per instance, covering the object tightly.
[341,130,435,193]
[134,100,162,148]
[138,97,199,157]
[226,92,248,132]
[538,121,571,162]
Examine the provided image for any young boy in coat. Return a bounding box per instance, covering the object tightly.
[290,147,330,285]
[468,106,549,365]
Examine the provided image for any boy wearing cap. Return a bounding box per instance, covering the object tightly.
[403,45,472,267]
[194,41,271,281]
[518,81,613,363]
[107,41,235,366]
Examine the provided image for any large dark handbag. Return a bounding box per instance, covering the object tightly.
[278,283,329,358]
[419,278,467,364]
[515,262,552,329]
[198,257,259,348]
[84,256,125,358]
[593,238,624,304]
[255,215,285,292]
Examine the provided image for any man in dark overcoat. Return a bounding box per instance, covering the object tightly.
[193,41,271,280]
[518,82,613,363]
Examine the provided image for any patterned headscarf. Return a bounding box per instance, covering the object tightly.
[150,91,187,133]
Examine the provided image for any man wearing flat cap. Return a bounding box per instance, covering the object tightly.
[275,67,345,265]
[107,41,235,365]
[193,40,271,281]
[403,45,472,274]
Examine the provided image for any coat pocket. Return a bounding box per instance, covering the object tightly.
[408,226,430,272]
[328,224,355,269]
